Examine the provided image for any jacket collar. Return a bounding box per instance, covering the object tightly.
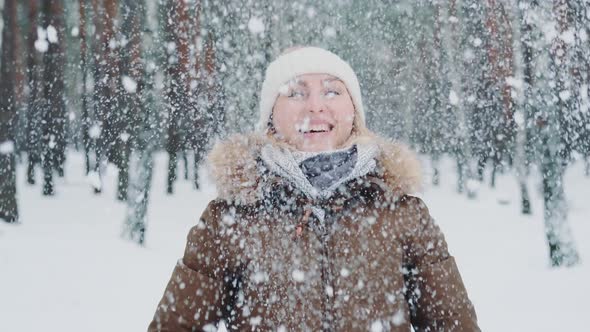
[206,132,423,206]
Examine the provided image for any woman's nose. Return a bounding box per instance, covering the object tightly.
[306,92,324,113]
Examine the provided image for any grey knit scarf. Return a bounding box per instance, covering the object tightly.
[299,146,358,191]
[260,142,379,222]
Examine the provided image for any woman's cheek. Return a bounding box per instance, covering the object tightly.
[343,113,354,124]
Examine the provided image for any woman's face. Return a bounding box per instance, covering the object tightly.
[271,73,355,152]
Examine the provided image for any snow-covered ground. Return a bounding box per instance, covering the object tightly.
[1,152,588,332]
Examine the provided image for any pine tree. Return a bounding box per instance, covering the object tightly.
[79,0,92,176]
[0,0,19,223]
[163,0,191,195]
[442,0,477,198]
[188,0,206,190]
[24,0,43,185]
[541,0,579,267]
[40,0,67,196]
[122,0,153,245]
[510,0,533,214]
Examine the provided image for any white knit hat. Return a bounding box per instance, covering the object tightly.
[257,46,365,132]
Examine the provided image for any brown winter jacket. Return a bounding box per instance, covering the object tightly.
[148,134,480,331]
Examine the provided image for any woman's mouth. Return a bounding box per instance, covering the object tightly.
[302,123,333,134]
[295,118,335,139]
[299,123,333,138]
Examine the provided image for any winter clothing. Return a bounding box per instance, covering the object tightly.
[257,47,365,132]
[148,133,480,331]
[260,142,378,202]
[299,145,358,191]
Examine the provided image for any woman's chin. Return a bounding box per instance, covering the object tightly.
[298,139,336,152]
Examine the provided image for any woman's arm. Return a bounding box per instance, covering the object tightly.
[400,196,480,332]
[148,200,232,332]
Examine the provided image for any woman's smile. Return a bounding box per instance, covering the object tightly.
[272,73,355,152]
[297,118,335,141]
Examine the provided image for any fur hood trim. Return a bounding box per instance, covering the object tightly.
[206,133,423,205]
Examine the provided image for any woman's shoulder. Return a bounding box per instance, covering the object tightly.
[202,197,234,212]
[386,194,435,233]
[206,134,267,205]
[395,194,429,211]
[199,198,249,220]
[198,198,260,228]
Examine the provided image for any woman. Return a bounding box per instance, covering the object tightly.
[148,46,479,331]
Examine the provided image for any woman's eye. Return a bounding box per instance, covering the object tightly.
[325,90,340,98]
[288,90,305,98]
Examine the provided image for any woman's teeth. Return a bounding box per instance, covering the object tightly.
[309,124,329,132]
[295,119,333,134]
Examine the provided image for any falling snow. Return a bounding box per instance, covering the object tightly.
[247,16,265,34]
[121,75,138,94]
[370,320,383,332]
[449,90,460,105]
[34,26,49,53]
[0,141,15,155]
[291,269,305,282]
[1,1,589,331]
[46,25,58,43]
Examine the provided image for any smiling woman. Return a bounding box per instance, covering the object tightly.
[148,46,480,331]
[271,74,355,152]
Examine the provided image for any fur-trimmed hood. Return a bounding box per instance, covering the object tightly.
[206,132,423,205]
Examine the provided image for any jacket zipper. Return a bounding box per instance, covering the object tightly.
[297,206,336,331]
[316,211,335,332]
[319,234,334,332]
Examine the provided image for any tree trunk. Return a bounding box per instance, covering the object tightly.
[541,145,578,266]
[476,155,486,182]
[117,150,129,201]
[89,0,104,193]
[164,0,191,195]
[166,151,177,194]
[190,0,204,190]
[490,157,498,188]
[117,0,144,201]
[91,0,120,194]
[182,151,189,180]
[572,1,590,170]
[541,0,579,267]
[428,2,445,187]
[123,149,153,245]
[431,154,440,186]
[583,2,590,171]
[484,0,517,174]
[193,148,204,190]
[123,0,156,245]
[25,0,43,185]
[40,0,67,196]
[101,0,125,200]
[511,0,532,215]
[444,0,476,198]
[520,182,531,214]
[204,33,226,138]
[13,4,27,111]
[0,0,20,223]
[51,0,68,178]
[79,0,92,175]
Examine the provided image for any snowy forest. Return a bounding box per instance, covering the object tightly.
[1,1,590,330]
